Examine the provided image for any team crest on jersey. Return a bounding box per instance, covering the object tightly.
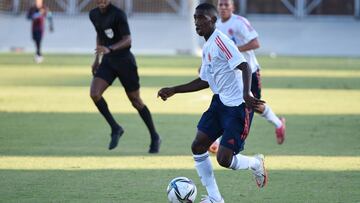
[228,28,234,36]
[104,28,114,39]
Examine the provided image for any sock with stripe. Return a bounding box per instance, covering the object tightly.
[261,104,282,128]
[229,153,260,171]
[193,152,222,202]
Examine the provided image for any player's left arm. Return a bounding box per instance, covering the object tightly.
[236,62,265,108]
[46,7,54,32]
[236,18,259,52]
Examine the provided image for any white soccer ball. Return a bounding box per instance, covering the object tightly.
[167,177,197,203]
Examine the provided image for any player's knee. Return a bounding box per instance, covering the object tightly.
[130,98,143,110]
[191,140,207,154]
[216,153,232,168]
[90,91,102,102]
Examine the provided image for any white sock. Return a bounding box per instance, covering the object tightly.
[230,153,260,171]
[193,152,222,201]
[261,104,282,128]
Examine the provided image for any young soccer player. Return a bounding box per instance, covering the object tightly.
[89,0,161,153]
[27,0,53,63]
[158,3,267,202]
[209,0,286,153]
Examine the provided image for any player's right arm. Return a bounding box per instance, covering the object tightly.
[91,35,101,76]
[157,78,209,101]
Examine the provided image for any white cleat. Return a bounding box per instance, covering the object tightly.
[252,154,268,188]
[34,55,44,64]
[199,195,224,203]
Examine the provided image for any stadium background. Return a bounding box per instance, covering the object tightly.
[0,0,360,56]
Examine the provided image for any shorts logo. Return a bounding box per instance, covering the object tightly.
[104,28,114,39]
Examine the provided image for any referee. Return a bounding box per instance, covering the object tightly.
[89,0,161,153]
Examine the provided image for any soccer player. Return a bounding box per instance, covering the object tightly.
[208,0,286,153]
[158,3,267,202]
[89,0,161,153]
[27,0,53,63]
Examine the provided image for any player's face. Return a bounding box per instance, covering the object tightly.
[194,10,215,37]
[218,0,234,20]
[96,0,110,9]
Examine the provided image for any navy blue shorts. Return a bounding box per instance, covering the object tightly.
[197,95,254,154]
[32,30,42,43]
[95,53,140,92]
[251,69,262,99]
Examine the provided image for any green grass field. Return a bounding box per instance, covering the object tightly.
[0,53,360,203]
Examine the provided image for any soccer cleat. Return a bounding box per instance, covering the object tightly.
[108,127,124,150]
[200,195,225,203]
[34,55,44,64]
[148,138,161,153]
[208,141,219,154]
[252,154,268,188]
[275,117,286,144]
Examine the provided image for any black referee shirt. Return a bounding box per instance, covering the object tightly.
[89,4,131,56]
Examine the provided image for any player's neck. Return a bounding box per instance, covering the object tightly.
[99,3,111,13]
[221,15,232,23]
[204,28,215,41]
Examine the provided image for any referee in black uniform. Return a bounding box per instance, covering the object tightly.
[89,0,161,153]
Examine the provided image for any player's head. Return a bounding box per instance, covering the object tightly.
[96,0,111,9]
[35,0,43,8]
[194,3,218,37]
[217,0,234,21]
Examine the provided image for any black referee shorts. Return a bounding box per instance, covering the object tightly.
[95,53,140,92]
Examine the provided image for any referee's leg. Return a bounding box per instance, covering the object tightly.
[126,90,161,153]
[90,77,123,150]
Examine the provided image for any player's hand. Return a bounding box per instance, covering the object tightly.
[157,87,176,101]
[49,25,54,32]
[91,60,100,76]
[243,92,265,109]
[95,46,110,55]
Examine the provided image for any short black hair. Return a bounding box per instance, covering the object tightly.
[195,3,218,16]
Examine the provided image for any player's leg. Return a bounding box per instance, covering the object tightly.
[33,31,43,63]
[194,95,224,203]
[119,53,161,153]
[90,58,123,150]
[125,89,161,153]
[218,104,267,188]
[251,69,286,144]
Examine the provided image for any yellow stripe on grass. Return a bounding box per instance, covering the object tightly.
[0,156,359,171]
[0,87,360,115]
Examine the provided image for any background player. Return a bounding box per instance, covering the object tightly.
[209,0,286,153]
[89,0,161,153]
[27,0,53,63]
[158,3,267,202]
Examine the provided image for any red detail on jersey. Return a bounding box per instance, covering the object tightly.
[227,139,235,145]
[208,53,211,62]
[237,16,254,32]
[228,28,234,35]
[215,36,232,60]
[240,107,251,140]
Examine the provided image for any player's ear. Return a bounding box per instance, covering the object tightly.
[211,15,217,24]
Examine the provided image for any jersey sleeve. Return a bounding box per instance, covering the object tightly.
[199,63,208,82]
[215,35,246,70]
[236,17,258,44]
[116,10,131,36]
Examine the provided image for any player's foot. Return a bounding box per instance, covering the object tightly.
[148,137,161,153]
[108,126,124,150]
[34,55,44,64]
[200,195,224,203]
[252,154,268,188]
[275,117,286,144]
[208,141,219,154]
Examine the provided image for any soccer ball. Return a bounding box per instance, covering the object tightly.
[167,177,197,203]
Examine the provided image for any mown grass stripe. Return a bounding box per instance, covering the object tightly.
[0,87,359,115]
[0,156,359,171]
